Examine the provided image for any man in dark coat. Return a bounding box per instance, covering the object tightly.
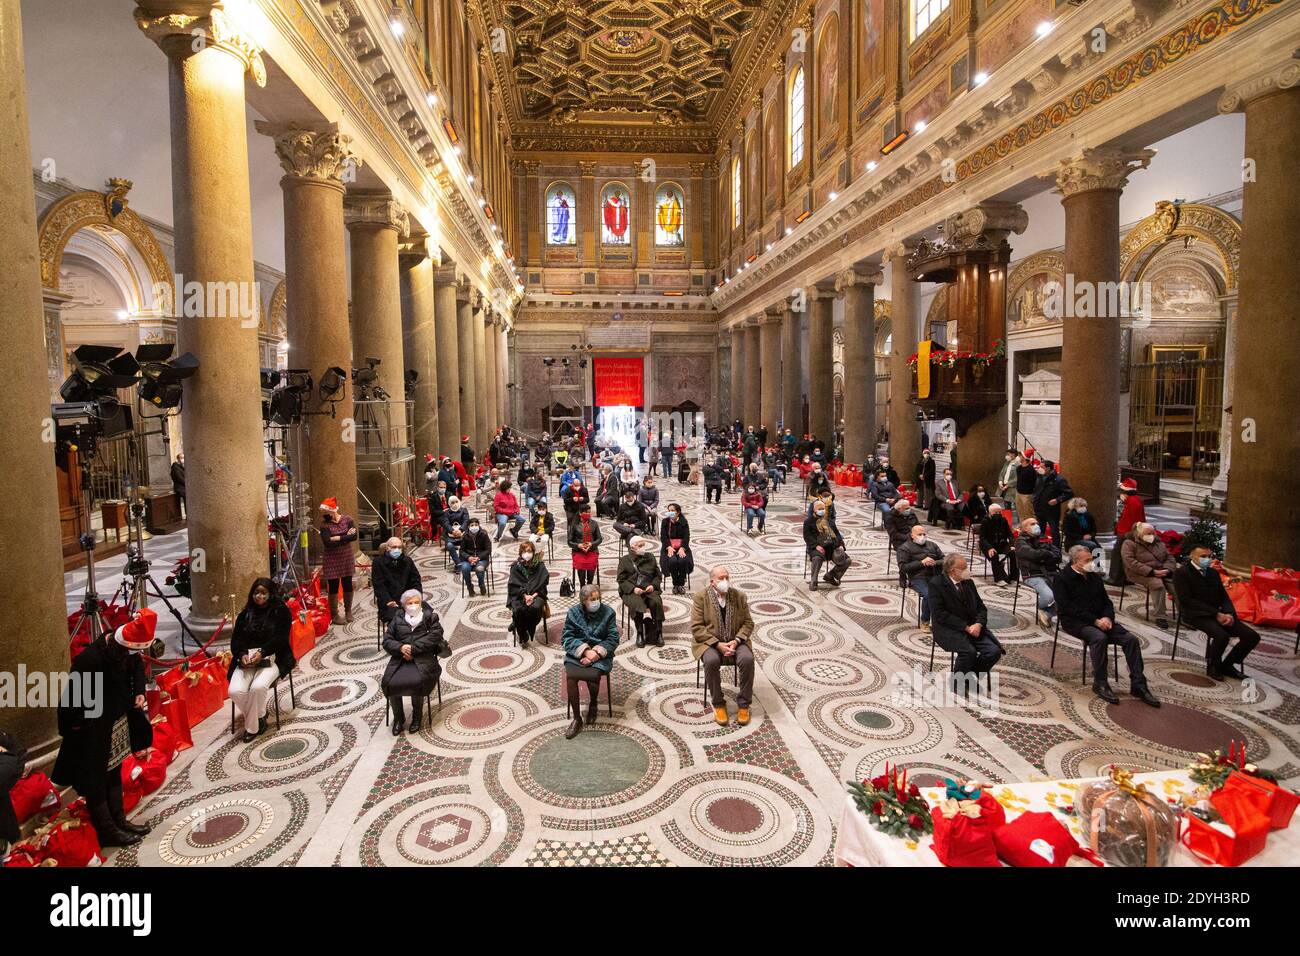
[930,553,1004,685]
[170,453,186,517]
[883,499,920,551]
[1173,545,1260,680]
[703,454,725,504]
[618,536,664,646]
[1052,544,1160,707]
[613,488,650,542]
[52,609,157,847]
[1032,460,1073,545]
[372,538,423,624]
[978,503,1017,585]
[914,450,936,509]
[458,517,493,596]
[898,524,943,627]
[382,591,448,733]
[460,436,475,469]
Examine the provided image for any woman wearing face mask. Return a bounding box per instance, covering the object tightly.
[804,497,850,591]
[1062,497,1098,551]
[508,542,549,646]
[458,516,493,596]
[1120,521,1177,628]
[741,483,766,534]
[964,484,991,526]
[617,535,665,647]
[382,590,449,734]
[568,502,603,586]
[228,578,296,743]
[560,583,621,739]
[659,503,694,593]
[371,537,422,628]
[319,496,359,623]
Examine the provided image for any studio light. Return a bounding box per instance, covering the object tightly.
[266,369,312,426]
[318,366,347,402]
[136,344,198,409]
[59,344,140,404]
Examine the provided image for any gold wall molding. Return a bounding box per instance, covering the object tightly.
[134,4,267,86]
[37,181,172,295]
[1119,200,1242,291]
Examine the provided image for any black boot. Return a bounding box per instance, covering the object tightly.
[635,617,646,648]
[564,697,583,739]
[108,783,151,837]
[409,697,424,734]
[90,798,141,848]
[585,683,601,725]
[1092,683,1119,705]
[390,696,406,735]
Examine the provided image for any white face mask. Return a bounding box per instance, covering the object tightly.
[585,599,601,613]
[1141,534,1155,544]
[714,579,730,594]
[1029,525,1041,536]
[915,535,927,545]
[403,603,422,623]
[958,568,971,581]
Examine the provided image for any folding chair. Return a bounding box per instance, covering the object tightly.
[510,611,550,647]
[230,669,297,735]
[459,555,494,597]
[383,673,443,725]
[1049,616,1119,684]
[565,669,613,718]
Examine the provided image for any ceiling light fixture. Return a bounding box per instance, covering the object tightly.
[866,160,878,171]
[389,18,404,38]
[913,120,927,133]
[880,130,909,154]
[973,71,989,87]
[828,191,838,201]
[1036,21,1054,38]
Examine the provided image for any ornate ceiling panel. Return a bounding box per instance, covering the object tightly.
[476,0,798,153]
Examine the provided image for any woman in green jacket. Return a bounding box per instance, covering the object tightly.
[560,583,620,739]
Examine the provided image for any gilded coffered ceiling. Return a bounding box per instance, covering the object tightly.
[474,0,801,153]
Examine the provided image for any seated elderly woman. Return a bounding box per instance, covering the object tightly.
[1120,521,1176,628]
[507,540,549,646]
[1061,497,1099,551]
[617,535,665,647]
[381,589,449,734]
[560,583,621,739]
[660,503,694,593]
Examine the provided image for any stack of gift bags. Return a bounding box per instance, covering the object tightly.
[929,760,1296,868]
[2,701,197,867]
[284,569,328,658]
[1217,565,1300,629]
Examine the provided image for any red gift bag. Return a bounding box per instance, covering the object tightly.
[2,844,48,867]
[1223,577,1260,624]
[33,811,104,867]
[158,657,229,728]
[161,698,193,753]
[1219,770,1299,831]
[930,796,1003,867]
[121,766,143,813]
[1182,771,1272,866]
[993,811,1104,867]
[9,771,60,824]
[291,615,317,659]
[135,748,168,795]
[310,605,331,637]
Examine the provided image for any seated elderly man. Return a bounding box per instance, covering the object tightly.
[929,552,1004,686]
[1120,522,1176,628]
[1015,517,1062,628]
[1053,544,1160,707]
[613,486,650,543]
[897,523,944,630]
[869,470,900,515]
[978,503,1016,587]
[370,537,422,626]
[617,535,664,647]
[1173,544,1260,681]
[691,566,756,727]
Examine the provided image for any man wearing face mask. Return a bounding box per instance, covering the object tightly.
[53,608,156,847]
[930,467,963,529]
[1031,459,1073,546]
[979,502,1016,587]
[560,583,621,739]
[382,589,449,734]
[617,536,665,647]
[898,524,944,629]
[996,448,1018,509]
[807,462,831,499]
[372,537,422,627]
[428,480,450,542]
[458,516,493,596]
[1016,517,1063,628]
[1013,451,1038,525]
[804,497,850,591]
[507,542,549,646]
[1053,545,1160,707]
[914,449,936,509]
[691,566,755,726]
[170,452,186,519]
[930,553,1004,686]
[1119,521,1177,627]
[614,487,650,543]
[1174,545,1259,680]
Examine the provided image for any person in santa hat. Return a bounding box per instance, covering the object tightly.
[1108,478,1147,585]
[460,434,476,470]
[52,608,156,847]
[319,496,358,623]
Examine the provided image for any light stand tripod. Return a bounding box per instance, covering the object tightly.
[67,447,112,642]
[265,421,311,601]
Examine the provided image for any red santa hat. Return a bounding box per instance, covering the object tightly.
[1118,478,1138,492]
[320,496,339,512]
[461,435,470,443]
[114,607,158,652]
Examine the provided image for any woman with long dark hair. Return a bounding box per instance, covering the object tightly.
[229,577,295,743]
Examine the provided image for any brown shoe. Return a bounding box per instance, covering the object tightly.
[736,707,751,726]
[328,595,343,624]
[714,705,729,726]
[344,592,355,623]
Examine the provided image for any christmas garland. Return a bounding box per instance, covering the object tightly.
[846,763,933,839]
[907,338,1005,370]
[1188,741,1279,789]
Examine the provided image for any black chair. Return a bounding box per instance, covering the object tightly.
[229,669,297,735]
[383,673,444,726]
[1169,608,1248,674]
[569,562,602,590]
[510,608,551,647]
[459,554,495,597]
[696,654,741,706]
[898,572,925,626]
[662,569,692,594]
[1117,580,1177,623]
[1049,616,1120,685]
[927,639,992,697]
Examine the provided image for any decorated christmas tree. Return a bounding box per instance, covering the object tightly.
[1181,495,1225,560]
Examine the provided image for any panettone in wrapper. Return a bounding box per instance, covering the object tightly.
[1075,767,1179,867]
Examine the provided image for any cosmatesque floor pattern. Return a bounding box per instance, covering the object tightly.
[106,482,1300,867]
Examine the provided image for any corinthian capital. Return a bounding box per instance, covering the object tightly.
[1218,61,1300,113]
[834,267,883,294]
[345,194,409,235]
[1054,147,1155,198]
[134,3,266,87]
[257,122,359,185]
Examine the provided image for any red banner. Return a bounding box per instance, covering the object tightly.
[593,357,644,407]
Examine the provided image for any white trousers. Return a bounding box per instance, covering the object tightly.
[229,666,279,733]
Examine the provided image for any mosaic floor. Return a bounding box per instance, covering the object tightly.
[106,481,1300,867]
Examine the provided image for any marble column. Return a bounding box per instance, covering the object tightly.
[473,297,489,450]
[484,310,500,442]
[397,237,438,469]
[261,121,359,545]
[808,288,835,444]
[1056,147,1153,532]
[744,321,761,429]
[837,266,883,463]
[729,324,745,426]
[782,298,802,434]
[432,264,462,458]
[759,308,782,437]
[498,321,510,427]
[2,0,69,748]
[138,3,269,632]
[455,282,478,451]
[346,194,409,513]
[1220,69,1300,571]
[888,244,921,476]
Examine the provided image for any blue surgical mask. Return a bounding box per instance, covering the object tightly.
[1198,556,1212,570]
[1029,525,1041,536]
[388,548,402,559]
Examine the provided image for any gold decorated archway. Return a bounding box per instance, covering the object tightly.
[267,279,287,337]
[1119,200,1241,291]
[37,179,171,294]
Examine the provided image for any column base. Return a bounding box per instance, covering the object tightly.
[185,611,236,648]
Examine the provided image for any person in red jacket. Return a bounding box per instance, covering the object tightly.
[1108,478,1146,585]
[493,478,524,541]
